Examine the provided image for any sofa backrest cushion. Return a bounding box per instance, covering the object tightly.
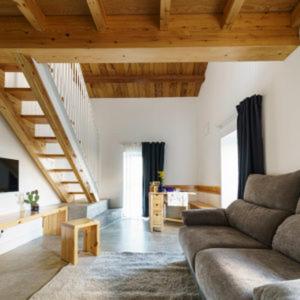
[226,200,290,246]
[296,199,300,214]
[244,171,300,212]
[272,214,300,263]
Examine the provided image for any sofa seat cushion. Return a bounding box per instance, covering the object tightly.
[226,200,290,246]
[244,171,300,212]
[178,226,266,270]
[195,248,300,300]
[273,214,300,263]
[253,279,300,300]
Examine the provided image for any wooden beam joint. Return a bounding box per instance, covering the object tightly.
[13,0,46,31]
[160,0,171,30]
[291,2,300,27]
[86,0,106,31]
[222,0,246,28]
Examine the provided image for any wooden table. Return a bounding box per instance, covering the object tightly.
[0,204,68,235]
[149,192,215,232]
[188,200,215,210]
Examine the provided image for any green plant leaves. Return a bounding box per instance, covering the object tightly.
[24,190,40,205]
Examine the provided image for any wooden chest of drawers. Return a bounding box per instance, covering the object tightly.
[149,193,164,232]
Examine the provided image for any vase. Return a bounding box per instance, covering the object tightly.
[158,183,164,192]
[31,204,39,212]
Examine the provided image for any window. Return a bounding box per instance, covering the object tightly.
[123,144,143,218]
[221,130,238,208]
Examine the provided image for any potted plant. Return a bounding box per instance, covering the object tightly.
[24,190,40,212]
[157,171,165,192]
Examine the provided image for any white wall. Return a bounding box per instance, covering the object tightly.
[0,116,60,254]
[92,99,199,207]
[197,47,300,187]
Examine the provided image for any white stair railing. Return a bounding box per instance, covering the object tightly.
[34,61,100,201]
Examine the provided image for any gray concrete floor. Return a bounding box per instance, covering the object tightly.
[0,218,181,300]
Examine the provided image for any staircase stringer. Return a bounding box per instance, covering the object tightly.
[15,54,96,203]
[0,89,72,203]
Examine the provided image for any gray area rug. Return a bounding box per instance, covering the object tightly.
[31,252,200,300]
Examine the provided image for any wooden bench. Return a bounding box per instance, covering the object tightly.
[0,204,68,235]
[61,218,100,265]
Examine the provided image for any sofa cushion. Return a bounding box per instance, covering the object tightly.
[253,279,300,300]
[226,200,290,246]
[195,248,300,300]
[178,225,266,270]
[273,214,300,263]
[244,171,300,212]
[182,208,228,226]
[296,199,300,213]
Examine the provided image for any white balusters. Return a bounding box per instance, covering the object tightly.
[48,63,99,191]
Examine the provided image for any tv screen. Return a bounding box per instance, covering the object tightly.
[0,157,19,192]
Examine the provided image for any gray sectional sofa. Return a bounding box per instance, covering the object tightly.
[179,171,300,300]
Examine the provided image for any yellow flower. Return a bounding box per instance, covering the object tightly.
[158,171,165,180]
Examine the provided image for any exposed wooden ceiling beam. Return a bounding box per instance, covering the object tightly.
[13,0,46,31]
[0,14,298,63]
[291,2,300,27]
[84,74,204,84]
[86,0,106,31]
[222,0,246,28]
[160,0,171,30]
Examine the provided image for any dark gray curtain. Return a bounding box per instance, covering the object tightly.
[236,95,265,199]
[142,142,165,217]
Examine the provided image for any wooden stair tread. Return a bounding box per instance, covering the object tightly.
[4,88,35,100]
[48,168,73,172]
[68,192,85,194]
[21,115,48,124]
[61,181,79,184]
[38,153,65,158]
[0,64,20,72]
[35,136,57,143]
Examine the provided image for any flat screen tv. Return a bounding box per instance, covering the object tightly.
[0,157,19,192]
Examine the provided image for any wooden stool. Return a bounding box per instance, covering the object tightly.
[61,218,100,265]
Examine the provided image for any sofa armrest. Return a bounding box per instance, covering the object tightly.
[253,279,300,300]
[182,208,228,226]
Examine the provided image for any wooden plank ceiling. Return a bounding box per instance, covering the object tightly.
[1,0,298,15]
[0,0,299,63]
[81,63,207,98]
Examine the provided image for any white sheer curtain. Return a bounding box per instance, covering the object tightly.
[123,143,143,218]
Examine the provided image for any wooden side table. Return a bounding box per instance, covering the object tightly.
[61,218,100,265]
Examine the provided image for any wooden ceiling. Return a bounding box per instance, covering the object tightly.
[0,0,299,64]
[0,0,299,15]
[81,62,207,98]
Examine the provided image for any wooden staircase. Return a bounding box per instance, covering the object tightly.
[0,57,96,203]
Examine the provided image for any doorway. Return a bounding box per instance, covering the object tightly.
[221,130,238,208]
[122,144,143,218]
